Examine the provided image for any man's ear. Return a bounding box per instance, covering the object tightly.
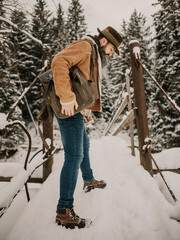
[100,37,108,47]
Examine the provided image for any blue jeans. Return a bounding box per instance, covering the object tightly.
[56,113,94,210]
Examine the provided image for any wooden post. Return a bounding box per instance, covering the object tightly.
[126,72,135,156]
[129,41,152,175]
[42,51,53,182]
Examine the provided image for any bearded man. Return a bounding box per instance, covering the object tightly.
[51,26,123,229]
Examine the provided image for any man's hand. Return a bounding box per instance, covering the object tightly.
[61,101,79,116]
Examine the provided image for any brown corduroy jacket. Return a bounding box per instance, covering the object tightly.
[51,40,101,112]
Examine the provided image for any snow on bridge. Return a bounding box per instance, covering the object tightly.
[0,136,180,240]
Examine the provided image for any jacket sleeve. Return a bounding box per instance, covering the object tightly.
[51,40,92,104]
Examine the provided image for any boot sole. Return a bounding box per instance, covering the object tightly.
[84,183,107,193]
[56,218,92,229]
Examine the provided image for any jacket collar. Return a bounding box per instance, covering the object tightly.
[87,35,107,68]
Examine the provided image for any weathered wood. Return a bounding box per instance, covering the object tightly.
[112,109,136,136]
[126,73,135,156]
[105,94,129,135]
[129,41,153,175]
[107,83,127,127]
[42,51,53,182]
[0,176,43,183]
[141,63,180,115]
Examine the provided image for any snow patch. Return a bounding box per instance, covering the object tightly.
[133,46,141,59]
[125,68,131,75]
[129,40,139,45]
[0,113,8,129]
[1,136,180,240]
[153,148,180,170]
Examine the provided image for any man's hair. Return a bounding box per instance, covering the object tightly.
[94,33,112,47]
[94,33,104,41]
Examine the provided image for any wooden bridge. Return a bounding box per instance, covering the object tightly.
[0,40,180,223]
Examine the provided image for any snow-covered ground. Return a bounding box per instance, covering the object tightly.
[0,135,180,240]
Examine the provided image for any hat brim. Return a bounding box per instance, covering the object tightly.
[97,28,119,55]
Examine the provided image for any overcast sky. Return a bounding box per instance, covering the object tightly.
[79,0,159,34]
[20,0,160,34]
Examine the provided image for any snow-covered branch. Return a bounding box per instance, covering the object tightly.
[7,67,46,118]
[0,29,18,34]
[0,16,50,50]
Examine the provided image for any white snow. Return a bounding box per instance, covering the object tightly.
[142,137,152,151]
[125,68,131,75]
[42,59,50,71]
[153,148,180,170]
[0,152,47,213]
[129,40,139,45]
[0,162,23,178]
[0,113,8,129]
[0,168,29,207]
[0,135,180,240]
[45,138,52,147]
[133,46,141,60]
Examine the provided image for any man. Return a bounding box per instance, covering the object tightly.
[51,26,123,229]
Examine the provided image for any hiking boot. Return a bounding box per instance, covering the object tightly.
[83,179,107,193]
[56,208,92,229]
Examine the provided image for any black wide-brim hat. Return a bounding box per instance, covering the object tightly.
[97,26,123,55]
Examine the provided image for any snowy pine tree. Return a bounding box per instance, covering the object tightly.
[101,59,117,121]
[66,0,87,44]
[0,0,13,86]
[29,0,53,117]
[51,3,67,54]
[125,9,153,105]
[0,4,20,108]
[152,0,180,150]
[0,4,25,154]
[102,10,152,123]
[9,9,36,121]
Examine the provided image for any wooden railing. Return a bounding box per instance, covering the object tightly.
[1,39,179,217]
[0,120,57,219]
[105,40,179,202]
[105,70,136,156]
[0,51,54,218]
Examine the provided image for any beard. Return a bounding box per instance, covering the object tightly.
[102,44,109,56]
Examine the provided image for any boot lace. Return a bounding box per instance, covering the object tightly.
[69,209,79,220]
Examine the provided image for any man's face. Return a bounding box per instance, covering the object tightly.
[102,42,115,57]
